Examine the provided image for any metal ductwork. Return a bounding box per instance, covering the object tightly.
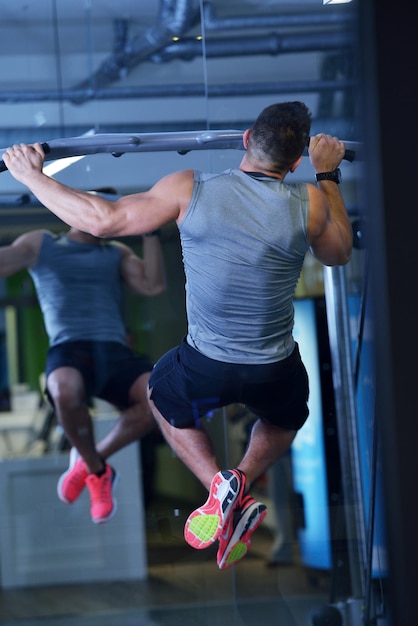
[68,0,353,104]
[150,31,353,63]
[71,0,353,99]
[0,1,354,107]
[0,78,354,105]
[201,2,354,31]
[71,0,200,99]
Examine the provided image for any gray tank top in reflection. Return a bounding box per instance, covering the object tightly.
[29,232,126,346]
[179,169,310,364]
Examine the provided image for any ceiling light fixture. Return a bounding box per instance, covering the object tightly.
[323,0,353,4]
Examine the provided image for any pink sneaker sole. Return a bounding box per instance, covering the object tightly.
[184,469,246,549]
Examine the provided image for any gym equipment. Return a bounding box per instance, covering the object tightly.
[0,130,360,173]
[318,223,387,625]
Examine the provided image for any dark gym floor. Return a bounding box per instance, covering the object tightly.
[0,495,332,626]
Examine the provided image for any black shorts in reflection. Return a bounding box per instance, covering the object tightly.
[46,340,154,410]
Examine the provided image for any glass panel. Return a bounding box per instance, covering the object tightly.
[0,1,390,625]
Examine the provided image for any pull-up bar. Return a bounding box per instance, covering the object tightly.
[0,130,360,173]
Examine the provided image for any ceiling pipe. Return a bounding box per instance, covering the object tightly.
[201,1,355,30]
[151,31,354,63]
[72,0,199,99]
[113,19,129,56]
[318,52,356,118]
[0,78,354,104]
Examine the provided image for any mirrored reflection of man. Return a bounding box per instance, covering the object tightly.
[0,221,166,524]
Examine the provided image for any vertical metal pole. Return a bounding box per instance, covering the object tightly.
[323,264,367,600]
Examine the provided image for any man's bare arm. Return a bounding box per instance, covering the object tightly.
[307,182,352,266]
[117,237,167,296]
[307,134,353,266]
[2,143,193,238]
[0,230,44,277]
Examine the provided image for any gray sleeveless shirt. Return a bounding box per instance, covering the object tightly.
[29,232,126,346]
[179,169,310,364]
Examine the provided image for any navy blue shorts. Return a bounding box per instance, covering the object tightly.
[149,338,309,430]
[46,340,154,409]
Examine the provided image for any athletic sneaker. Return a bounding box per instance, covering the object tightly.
[57,447,88,504]
[85,464,119,524]
[217,494,267,570]
[184,469,246,549]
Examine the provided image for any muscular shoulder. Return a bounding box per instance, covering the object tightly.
[151,169,195,218]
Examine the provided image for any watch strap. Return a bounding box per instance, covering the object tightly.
[315,168,341,184]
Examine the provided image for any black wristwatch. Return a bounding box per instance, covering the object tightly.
[315,168,342,184]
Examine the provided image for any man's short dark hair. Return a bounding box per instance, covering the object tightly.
[248,101,312,173]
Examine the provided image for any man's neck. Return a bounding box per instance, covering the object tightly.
[241,170,283,181]
[239,156,285,180]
